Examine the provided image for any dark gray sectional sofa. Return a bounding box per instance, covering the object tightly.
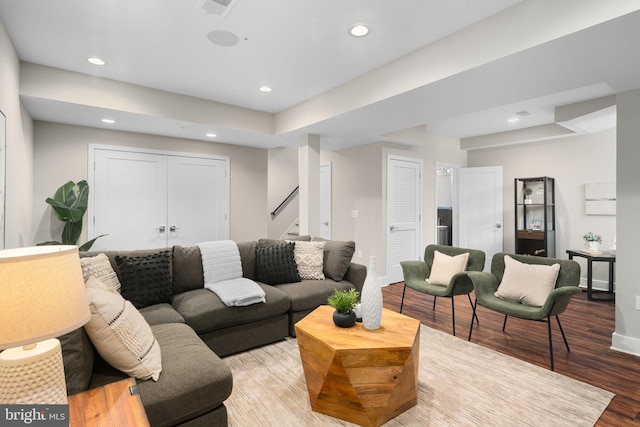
[61,238,366,427]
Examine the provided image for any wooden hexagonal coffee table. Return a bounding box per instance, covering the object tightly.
[294,305,420,427]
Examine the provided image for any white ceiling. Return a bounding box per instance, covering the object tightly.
[1,0,639,150]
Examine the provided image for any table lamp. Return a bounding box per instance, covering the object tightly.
[0,245,90,404]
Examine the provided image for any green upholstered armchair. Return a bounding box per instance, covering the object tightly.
[400,244,485,336]
[467,252,582,371]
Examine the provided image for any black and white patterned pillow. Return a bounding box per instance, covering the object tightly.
[115,250,172,309]
[255,242,301,285]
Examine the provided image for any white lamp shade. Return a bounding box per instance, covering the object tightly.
[0,245,91,349]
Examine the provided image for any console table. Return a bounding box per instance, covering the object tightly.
[566,249,615,301]
[68,378,150,427]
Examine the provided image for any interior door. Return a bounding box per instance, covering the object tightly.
[90,147,229,250]
[92,149,168,250]
[386,155,422,285]
[458,166,503,271]
[167,156,228,246]
[319,162,332,239]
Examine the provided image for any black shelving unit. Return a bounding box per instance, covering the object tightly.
[515,177,555,257]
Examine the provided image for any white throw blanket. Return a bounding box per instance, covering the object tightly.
[197,240,266,307]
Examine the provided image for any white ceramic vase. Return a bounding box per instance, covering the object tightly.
[361,256,383,330]
[588,241,601,252]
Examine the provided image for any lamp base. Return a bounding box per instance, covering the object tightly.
[0,338,67,404]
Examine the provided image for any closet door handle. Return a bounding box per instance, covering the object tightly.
[156,226,166,232]
[170,226,180,232]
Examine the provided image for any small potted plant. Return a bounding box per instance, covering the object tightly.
[327,289,359,328]
[583,232,602,252]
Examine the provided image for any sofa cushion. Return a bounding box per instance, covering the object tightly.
[80,253,122,292]
[59,328,94,395]
[495,255,561,306]
[290,240,325,280]
[172,245,204,294]
[172,286,290,334]
[275,279,355,312]
[136,323,232,427]
[116,250,173,309]
[139,303,186,326]
[237,241,257,280]
[312,238,356,281]
[255,242,301,285]
[84,277,163,381]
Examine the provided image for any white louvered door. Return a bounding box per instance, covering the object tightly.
[386,155,423,285]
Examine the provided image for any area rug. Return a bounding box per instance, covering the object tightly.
[224,325,614,426]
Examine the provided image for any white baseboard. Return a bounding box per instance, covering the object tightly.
[611,332,640,357]
[578,277,614,292]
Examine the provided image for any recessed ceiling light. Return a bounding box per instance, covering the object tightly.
[350,24,370,37]
[101,118,115,124]
[259,86,272,93]
[508,117,520,123]
[88,57,106,66]
[206,133,217,138]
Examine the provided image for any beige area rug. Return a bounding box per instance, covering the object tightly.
[224,326,614,426]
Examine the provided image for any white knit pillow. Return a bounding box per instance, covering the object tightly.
[495,256,560,306]
[84,276,162,381]
[289,241,325,280]
[81,253,121,292]
[427,250,469,286]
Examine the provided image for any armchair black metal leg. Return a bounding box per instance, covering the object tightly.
[433,296,437,311]
[468,298,478,341]
[451,297,456,336]
[400,284,407,313]
[556,315,570,352]
[547,316,555,371]
[502,314,508,331]
[467,294,479,324]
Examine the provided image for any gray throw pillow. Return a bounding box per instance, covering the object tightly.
[172,246,204,294]
[312,238,356,281]
[59,328,94,395]
[255,242,301,285]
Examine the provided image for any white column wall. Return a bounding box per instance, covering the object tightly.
[298,134,320,237]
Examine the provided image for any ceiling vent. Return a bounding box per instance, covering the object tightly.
[515,110,531,117]
[195,0,238,18]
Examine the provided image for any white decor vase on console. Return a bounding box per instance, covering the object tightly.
[361,256,383,330]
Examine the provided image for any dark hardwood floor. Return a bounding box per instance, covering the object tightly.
[382,283,640,426]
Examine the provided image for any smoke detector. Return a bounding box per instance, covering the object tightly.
[195,0,238,18]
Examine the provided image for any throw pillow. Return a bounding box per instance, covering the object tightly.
[172,245,204,294]
[80,253,121,292]
[495,255,560,306]
[312,238,356,281]
[84,276,162,381]
[288,240,325,280]
[255,242,301,285]
[115,250,172,309]
[427,250,470,286]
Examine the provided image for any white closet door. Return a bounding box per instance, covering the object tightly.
[93,149,168,250]
[386,155,423,285]
[167,156,228,246]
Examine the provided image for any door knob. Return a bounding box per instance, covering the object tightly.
[170,226,180,232]
[156,226,166,232]
[496,223,502,229]
[390,225,397,231]
[322,221,329,226]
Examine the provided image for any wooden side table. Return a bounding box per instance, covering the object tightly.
[68,378,150,427]
[295,305,420,427]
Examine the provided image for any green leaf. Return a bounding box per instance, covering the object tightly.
[79,234,108,252]
[62,221,83,245]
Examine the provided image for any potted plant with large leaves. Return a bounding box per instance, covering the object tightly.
[39,180,105,251]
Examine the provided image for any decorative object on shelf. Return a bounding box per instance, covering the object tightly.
[523,187,533,204]
[327,288,358,328]
[0,245,91,404]
[583,232,602,252]
[531,220,542,231]
[361,256,383,330]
